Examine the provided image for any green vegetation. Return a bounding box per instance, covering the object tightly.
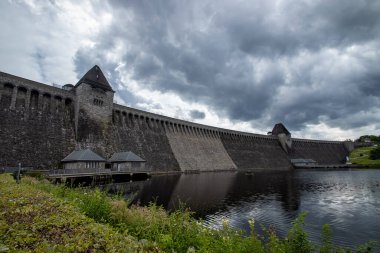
[0,174,377,252]
[0,174,160,252]
[349,146,380,166]
[355,135,380,143]
[369,146,380,160]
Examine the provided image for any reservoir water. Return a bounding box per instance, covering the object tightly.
[109,169,380,248]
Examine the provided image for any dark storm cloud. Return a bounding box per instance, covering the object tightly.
[74,0,380,133]
[74,47,139,105]
[190,110,206,120]
[221,1,380,57]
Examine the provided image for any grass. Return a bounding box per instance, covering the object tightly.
[349,146,380,166]
[0,174,378,252]
[0,174,160,252]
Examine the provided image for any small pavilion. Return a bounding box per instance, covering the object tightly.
[61,149,106,171]
[109,151,146,172]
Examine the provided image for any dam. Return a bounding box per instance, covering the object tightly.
[0,65,351,172]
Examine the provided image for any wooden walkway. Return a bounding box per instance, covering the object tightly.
[48,169,151,179]
[293,164,361,169]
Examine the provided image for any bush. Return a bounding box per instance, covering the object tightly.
[77,188,112,222]
[370,146,380,160]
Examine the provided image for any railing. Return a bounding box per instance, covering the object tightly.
[49,168,112,176]
[48,167,151,177]
[110,167,152,173]
[1,166,32,173]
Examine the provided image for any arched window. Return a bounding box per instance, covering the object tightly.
[15,86,27,108]
[30,90,39,109]
[93,98,104,107]
[42,93,51,111]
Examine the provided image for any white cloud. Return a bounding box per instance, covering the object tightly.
[0,0,111,84]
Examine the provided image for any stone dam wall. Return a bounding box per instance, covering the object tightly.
[289,139,349,164]
[109,108,180,173]
[0,72,76,168]
[0,71,350,171]
[221,134,292,170]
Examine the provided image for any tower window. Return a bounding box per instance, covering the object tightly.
[93,98,104,107]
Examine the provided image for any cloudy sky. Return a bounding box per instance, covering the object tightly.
[1,0,379,140]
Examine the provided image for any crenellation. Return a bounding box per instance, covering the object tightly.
[36,93,43,111]
[120,111,126,128]
[204,128,209,138]
[202,128,207,138]
[193,128,197,136]
[128,113,134,127]
[25,88,31,110]
[200,128,205,138]
[194,127,200,137]
[64,98,74,118]
[200,128,205,137]
[55,95,63,114]
[42,93,51,112]
[10,85,17,109]
[125,113,130,127]
[150,118,155,129]
[145,117,150,130]
[140,115,146,128]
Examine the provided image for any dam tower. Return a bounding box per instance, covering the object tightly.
[74,65,115,146]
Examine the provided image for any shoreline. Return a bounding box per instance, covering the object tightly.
[1,174,377,252]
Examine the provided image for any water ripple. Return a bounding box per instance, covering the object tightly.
[117,169,380,249]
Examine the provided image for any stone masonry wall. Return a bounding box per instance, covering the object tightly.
[0,71,349,171]
[166,126,237,172]
[109,108,180,172]
[75,83,114,124]
[289,140,349,164]
[0,72,76,168]
[221,134,292,170]
[74,82,114,154]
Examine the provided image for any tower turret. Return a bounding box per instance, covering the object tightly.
[74,65,115,146]
[271,123,292,153]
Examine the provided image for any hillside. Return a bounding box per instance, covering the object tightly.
[349,146,380,166]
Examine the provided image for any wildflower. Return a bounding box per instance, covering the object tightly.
[248,218,255,226]
[187,246,196,253]
[222,218,230,227]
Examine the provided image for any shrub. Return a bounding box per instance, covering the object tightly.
[75,188,112,222]
[370,146,380,160]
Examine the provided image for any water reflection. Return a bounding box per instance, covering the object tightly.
[105,169,380,248]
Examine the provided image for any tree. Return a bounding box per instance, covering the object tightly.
[356,135,380,143]
[370,146,380,160]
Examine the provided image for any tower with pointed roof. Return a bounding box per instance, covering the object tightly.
[271,123,292,153]
[74,65,115,143]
